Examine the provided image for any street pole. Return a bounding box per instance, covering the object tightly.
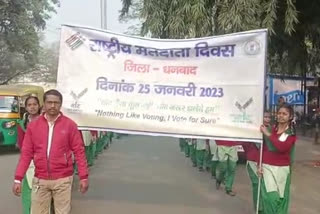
[100,0,107,29]
[104,0,107,29]
[100,0,103,29]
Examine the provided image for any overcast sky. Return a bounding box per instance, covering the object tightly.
[45,0,132,43]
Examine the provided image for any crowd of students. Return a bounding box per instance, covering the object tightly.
[179,104,296,214]
[16,92,296,214]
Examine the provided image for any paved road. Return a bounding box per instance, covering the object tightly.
[72,136,251,214]
[0,135,319,214]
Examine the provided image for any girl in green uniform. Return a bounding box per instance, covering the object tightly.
[243,111,271,213]
[259,104,296,214]
[17,96,40,214]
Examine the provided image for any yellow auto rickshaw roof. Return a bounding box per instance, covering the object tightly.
[0,84,44,97]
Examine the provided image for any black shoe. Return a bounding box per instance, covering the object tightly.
[226,190,236,196]
[199,167,204,171]
[216,181,221,190]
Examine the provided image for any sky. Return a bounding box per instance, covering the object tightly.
[45,0,132,43]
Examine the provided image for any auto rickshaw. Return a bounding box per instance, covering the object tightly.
[0,85,44,147]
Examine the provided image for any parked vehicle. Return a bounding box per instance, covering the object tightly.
[0,85,44,147]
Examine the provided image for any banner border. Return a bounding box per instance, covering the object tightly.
[61,23,268,43]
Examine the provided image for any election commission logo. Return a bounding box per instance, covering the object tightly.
[244,40,261,55]
[67,88,88,113]
[65,32,86,50]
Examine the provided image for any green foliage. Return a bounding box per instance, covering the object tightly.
[27,42,59,83]
[119,0,143,36]
[0,0,60,84]
[0,41,31,85]
[121,0,320,77]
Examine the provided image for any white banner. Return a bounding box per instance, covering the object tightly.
[57,25,267,142]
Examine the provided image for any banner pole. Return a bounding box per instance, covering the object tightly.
[256,28,268,214]
[256,140,263,214]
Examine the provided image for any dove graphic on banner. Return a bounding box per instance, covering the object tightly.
[69,88,88,111]
[235,98,253,113]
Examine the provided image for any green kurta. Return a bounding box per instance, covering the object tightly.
[190,141,197,166]
[17,120,33,214]
[179,138,186,152]
[107,132,113,144]
[196,139,206,169]
[260,164,291,214]
[209,140,218,177]
[203,149,212,170]
[96,132,105,154]
[22,176,32,214]
[184,139,192,157]
[81,131,92,165]
[247,160,263,213]
[216,146,238,192]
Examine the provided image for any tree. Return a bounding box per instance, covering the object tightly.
[0,41,31,85]
[119,0,142,36]
[39,42,59,83]
[0,0,60,84]
[121,0,320,114]
[120,0,320,77]
[9,41,60,84]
